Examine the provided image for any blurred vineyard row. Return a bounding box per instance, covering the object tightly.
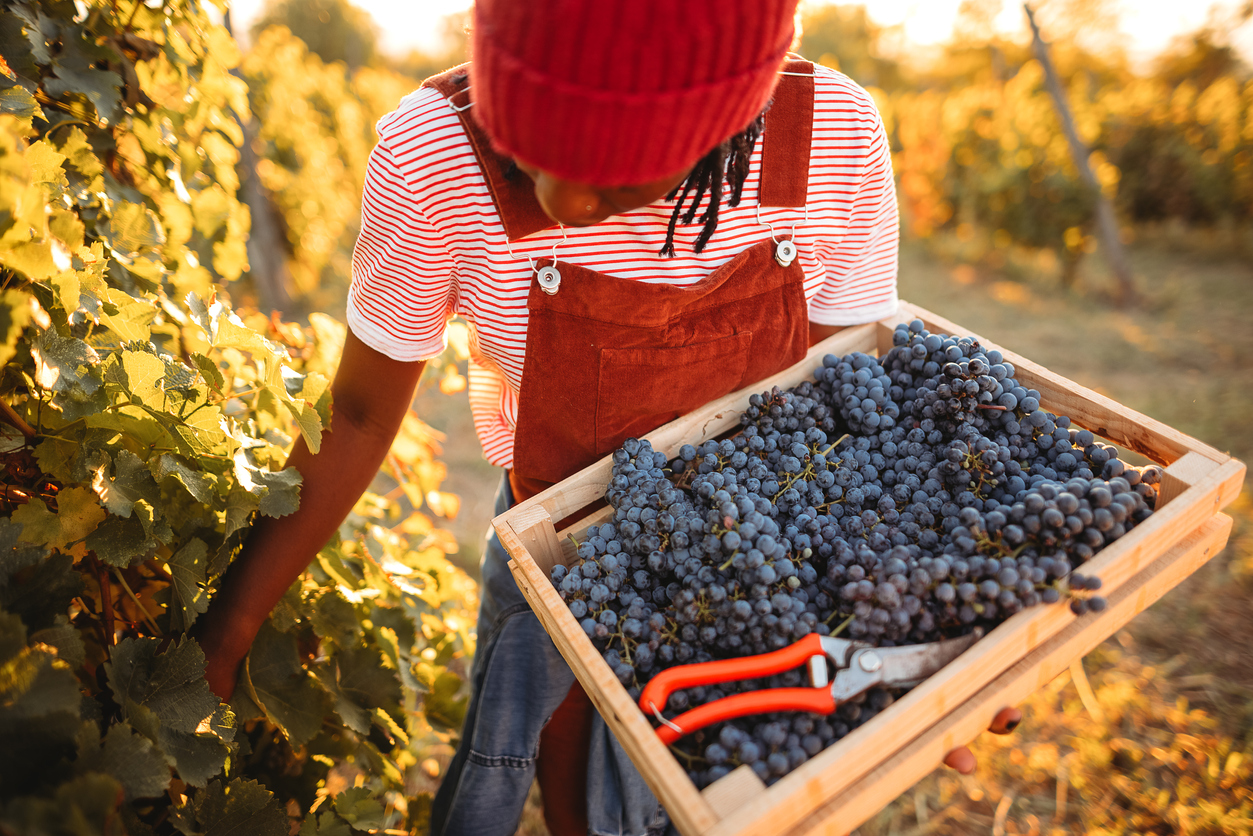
[234,2,1252,314]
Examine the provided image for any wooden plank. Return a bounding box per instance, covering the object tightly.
[507,503,566,575]
[775,513,1234,836]
[1159,451,1221,508]
[890,302,1231,466]
[702,764,768,820]
[702,457,1244,836]
[496,523,721,836]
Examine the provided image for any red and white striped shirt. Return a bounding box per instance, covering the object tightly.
[348,64,899,469]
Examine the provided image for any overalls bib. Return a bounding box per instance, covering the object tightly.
[425,61,816,836]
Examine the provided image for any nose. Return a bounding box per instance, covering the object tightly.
[530,171,606,226]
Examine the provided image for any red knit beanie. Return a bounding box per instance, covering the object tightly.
[471,0,800,187]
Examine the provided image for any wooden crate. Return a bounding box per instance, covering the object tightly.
[492,300,1245,836]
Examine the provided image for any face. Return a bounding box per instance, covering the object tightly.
[513,159,690,227]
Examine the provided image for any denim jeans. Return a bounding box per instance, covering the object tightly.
[429,477,669,836]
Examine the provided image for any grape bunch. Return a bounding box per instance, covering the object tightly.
[549,320,1159,788]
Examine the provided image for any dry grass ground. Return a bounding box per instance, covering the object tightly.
[412,236,1253,835]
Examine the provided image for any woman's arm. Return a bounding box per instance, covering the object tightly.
[196,331,426,699]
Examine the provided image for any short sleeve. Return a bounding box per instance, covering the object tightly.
[347,138,458,362]
[807,82,900,326]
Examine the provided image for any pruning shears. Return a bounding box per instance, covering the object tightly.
[638,632,979,745]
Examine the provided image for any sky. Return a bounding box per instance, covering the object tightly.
[226,0,1253,65]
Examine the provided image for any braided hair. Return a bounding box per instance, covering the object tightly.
[660,107,768,258]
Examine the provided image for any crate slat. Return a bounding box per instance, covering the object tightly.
[490,300,1244,836]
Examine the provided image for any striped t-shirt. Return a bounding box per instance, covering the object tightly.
[347,63,900,469]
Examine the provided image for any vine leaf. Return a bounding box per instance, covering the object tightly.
[30,617,86,668]
[0,552,80,631]
[12,488,105,558]
[45,37,123,123]
[106,637,235,787]
[333,787,386,831]
[232,451,302,518]
[0,611,83,794]
[0,83,44,123]
[30,327,101,398]
[92,449,160,518]
[167,538,210,632]
[86,514,160,568]
[0,518,47,590]
[0,288,33,367]
[239,621,334,748]
[77,721,171,800]
[299,810,354,836]
[102,201,166,261]
[171,778,288,836]
[153,453,216,505]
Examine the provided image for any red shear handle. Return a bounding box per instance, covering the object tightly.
[655,688,837,745]
[639,633,826,719]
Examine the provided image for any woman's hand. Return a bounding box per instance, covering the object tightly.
[942,707,1023,774]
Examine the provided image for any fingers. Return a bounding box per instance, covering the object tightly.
[989,706,1022,735]
[943,708,1021,774]
[943,746,976,774]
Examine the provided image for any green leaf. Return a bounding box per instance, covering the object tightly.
[13,487,105,558]
[0,518,47,591]
[58,125,102,178]
[30,327,100,397]
[337,644,402,716]
[153,453,216,505]
[97,292,157,342]
[190,352,225,394]
[423,670,468,731]
[0,83,44,123]
[77,722,171,800]
[25,139,68,193]
[240,621,333,748]
[92,449,159,518]
[299,810,354,836]
[192,185,232,239]
[46,47,123,123]
[0,612,84,793]
[333,787,386,832]
[0,772,127,836]
[224,486,258,540]
[106,637,234,786]
[234,450,302,518]
[102,201,166,260]
[84,408,171,450]
[172,779,288,836]
[86,514,159,567]
[0,240,60,281]
[173,401,229,454]
[120,349,166,405]
[310,590,359,650]
[167,538,210,632]
[0,552,82,631]
[50,268,81,314]
[30,618,86,668]
[0,288,32,367]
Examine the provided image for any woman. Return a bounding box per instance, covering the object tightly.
[197,1,1019,833]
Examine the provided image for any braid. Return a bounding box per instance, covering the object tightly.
[661,107,768,257]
